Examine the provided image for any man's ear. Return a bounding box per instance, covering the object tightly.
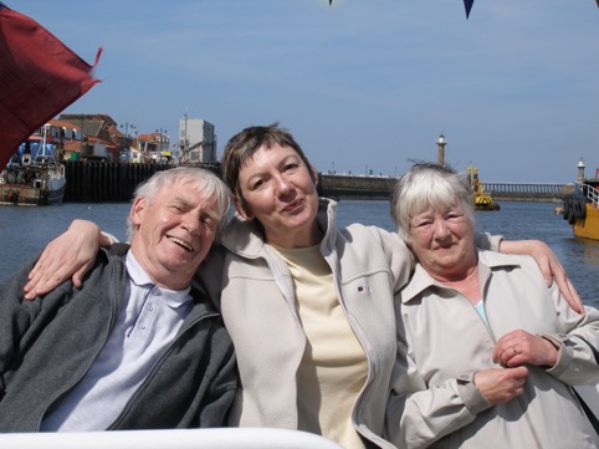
[232,194,253,220]
[130,196,146,227]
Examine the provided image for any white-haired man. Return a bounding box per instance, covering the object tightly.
[0,167,236,431]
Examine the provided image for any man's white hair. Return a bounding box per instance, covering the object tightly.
[127,167,230,241]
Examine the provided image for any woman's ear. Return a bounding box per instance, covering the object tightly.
[310,166,318,185]
[233,195,253,220]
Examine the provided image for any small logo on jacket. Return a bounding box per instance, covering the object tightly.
[357,284,370,294]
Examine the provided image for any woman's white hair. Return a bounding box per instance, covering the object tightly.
[127,167,230,241]
[390,163,474,242]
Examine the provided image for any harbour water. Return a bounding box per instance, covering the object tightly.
[0,199,598,308]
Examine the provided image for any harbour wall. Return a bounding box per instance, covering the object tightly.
[62,162,571,203]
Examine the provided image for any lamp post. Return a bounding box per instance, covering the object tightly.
[436,133,447,166]
[119,122,136,161]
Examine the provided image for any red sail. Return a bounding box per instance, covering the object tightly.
[0,2,100,171]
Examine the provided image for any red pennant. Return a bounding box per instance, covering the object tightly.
[0,3,101,171]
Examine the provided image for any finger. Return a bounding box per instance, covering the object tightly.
[561,278,584,314]
[71,263,92,289]
[505,353,530,368]
[513,386,525,397]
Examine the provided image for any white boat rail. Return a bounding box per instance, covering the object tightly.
[0,427,345,449]
[576,182,599,206]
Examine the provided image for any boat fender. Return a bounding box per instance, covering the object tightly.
[563,198,572,221]
[573,200,586,220]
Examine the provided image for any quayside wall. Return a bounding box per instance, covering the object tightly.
[62,162,570,203]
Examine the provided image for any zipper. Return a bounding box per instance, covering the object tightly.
[108,310,217,429]
[479,294,543,449]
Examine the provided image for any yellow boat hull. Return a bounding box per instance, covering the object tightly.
[573,203,599,240]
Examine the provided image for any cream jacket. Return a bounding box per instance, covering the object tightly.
[197,199,499,449]
[388,250,599,449]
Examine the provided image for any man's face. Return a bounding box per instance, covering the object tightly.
[129,178,220,289]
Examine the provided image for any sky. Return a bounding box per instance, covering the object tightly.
[11,0,599,183]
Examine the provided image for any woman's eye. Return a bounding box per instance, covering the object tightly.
[447,212,464,221]
[414,221,432,229]
[250,179,265,190]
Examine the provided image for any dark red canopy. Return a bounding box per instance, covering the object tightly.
[0,2,100,171]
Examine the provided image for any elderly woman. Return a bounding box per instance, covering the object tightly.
[386,163,599,449]
[24,126,581,449]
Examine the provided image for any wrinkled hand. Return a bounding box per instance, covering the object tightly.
[500,239,583,313]
[493,329,558,368]
[24,220,102,299]
[473,366,528,405]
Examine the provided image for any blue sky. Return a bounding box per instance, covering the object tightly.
[12,0,599,183]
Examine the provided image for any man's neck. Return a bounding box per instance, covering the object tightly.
[127,249,193,291]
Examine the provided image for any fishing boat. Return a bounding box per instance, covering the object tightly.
[0,125,66,206]
[562,178,599,240]
[561,159,599,240]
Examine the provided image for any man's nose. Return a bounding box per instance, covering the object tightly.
[181,213,202,234]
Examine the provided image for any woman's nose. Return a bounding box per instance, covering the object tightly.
[432,218,451,236]
[275,175,292,196]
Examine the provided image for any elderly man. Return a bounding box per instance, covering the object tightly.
[0,167,236,432]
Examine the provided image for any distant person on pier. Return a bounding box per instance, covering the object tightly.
[0,167,236,431]
[386,163,599,449]
[23,125,582,448]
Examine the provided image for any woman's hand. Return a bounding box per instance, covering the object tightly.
[492,329,558,368]
[23,220,106,299]
[473,366,528,405]
[499,239,583,313]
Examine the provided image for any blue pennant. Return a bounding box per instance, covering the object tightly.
[464,0,474,18]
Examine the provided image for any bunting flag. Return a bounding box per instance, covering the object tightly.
[463,0,474,18]
[0,3,101,171]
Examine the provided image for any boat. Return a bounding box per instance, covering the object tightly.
[0,125,66,206]
[562,177,599,240]
[466,164,500,211]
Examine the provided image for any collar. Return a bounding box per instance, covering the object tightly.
[400,250,521,304]
[125,251,192,309]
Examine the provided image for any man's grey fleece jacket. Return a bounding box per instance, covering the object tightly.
[0,243,237,431]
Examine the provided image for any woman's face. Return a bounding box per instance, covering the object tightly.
[235,143,320,248]
[408,204,477,280]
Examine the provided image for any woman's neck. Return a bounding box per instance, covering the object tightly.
[265,222,323,249]
[428,265,481,304]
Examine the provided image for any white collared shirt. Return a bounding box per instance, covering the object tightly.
[42,251,193,431]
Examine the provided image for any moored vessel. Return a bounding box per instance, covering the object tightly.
[562,160,599,240]
[0,125,66,206]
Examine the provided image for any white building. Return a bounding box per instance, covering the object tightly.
[179,116,216,163]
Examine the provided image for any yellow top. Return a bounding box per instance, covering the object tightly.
[271,244,368,449]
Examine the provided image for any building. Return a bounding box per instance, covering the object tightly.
[134,132,171,163]
[178,116,216,163]
[58,113,122,161]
